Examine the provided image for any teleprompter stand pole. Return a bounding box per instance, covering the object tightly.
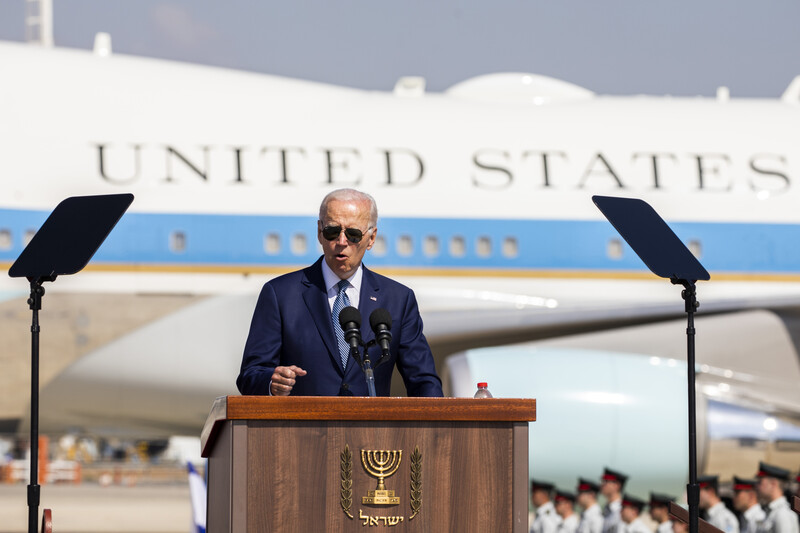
[593,195,710,533]
[675,279,700,533]
[27,279,45,533]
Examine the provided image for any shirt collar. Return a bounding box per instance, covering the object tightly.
[768,496,787,510]
[321,258,363,293]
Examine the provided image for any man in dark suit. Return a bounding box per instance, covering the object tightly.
[236,188,443,397]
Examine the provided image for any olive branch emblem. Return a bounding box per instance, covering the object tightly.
[341,444,353,519]
[409,446,422,519]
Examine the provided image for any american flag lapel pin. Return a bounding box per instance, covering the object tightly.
[370,296,377,301]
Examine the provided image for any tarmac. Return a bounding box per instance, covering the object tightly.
[0,483,192,533]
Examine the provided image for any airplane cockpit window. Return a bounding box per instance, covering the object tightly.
[397,235,413,257]
[169,231,186,253]
[476,236,492,257]
[607,238,623,260]
[0,229,11,250]
[423,235,440,257]
[290,233,307,255]
[449,236,466,257]
[502,237,518,258]
[372,235,387,256]
[264,233,281,255]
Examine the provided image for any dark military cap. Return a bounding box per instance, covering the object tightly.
[621,494,646,511]
[732,476,758,491]
[649,492,675,508]
[697,475,719,492]
[555,490,577,503]
[577,478,600,493]
[531,479,555,492]
[756,462,791,481]
[601,467,629,488]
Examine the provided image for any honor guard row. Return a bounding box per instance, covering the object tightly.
[531,462,800,533]
[699,462,799,533]
[531,468,679,533]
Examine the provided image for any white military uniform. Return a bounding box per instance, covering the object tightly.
[706,501,740,533]
[741,503,766,533]
[602,499,622,533]
[557,514,580,533]
[757,497,799,533]
[532,501,562,533]
[657,521,674,533]
[578,503,604,533]
[620,518,651,533]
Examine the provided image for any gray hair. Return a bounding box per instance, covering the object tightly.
[318,188,378,228]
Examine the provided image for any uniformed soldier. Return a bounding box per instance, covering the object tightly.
[755,462,799,533]
[577,478,604,533]
[649,493,676,533]
[699,474,740,533]
[532,479,562,533]
[556,490,580,533]
[620,494,651,533]
[601,468,629,533]
[733,476,766,533]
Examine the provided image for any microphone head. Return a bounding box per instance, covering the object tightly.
[369,308,392,331]
[338,306,361,328]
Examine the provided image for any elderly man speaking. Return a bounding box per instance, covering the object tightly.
[236,188,443,397]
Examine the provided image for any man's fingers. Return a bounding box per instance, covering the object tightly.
[290,366,307,376]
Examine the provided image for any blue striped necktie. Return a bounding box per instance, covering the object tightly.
[331,279,352,369]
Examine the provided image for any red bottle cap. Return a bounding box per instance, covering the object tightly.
[477,382,488,388]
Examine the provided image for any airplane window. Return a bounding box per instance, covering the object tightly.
[264,233,281,255]
[0,229,11,250]
[397,235,413,257]
[423,235,439,257]
[291,233,307,255]
[502,236,519,258]
[169,231,187,253]
[607,238,623,260]
[449,236,466,257]
[24,229,36,246]
[476,236,492,257]
[372,235,387,256]
[688,240,702,259]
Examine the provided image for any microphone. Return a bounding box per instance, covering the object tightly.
[338,306,363,354]
[369,308,392,362]
[339,305,377,397]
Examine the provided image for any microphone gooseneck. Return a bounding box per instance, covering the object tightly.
[338,306,376,397]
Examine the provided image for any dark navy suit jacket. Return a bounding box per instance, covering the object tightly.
[236,257,443,397]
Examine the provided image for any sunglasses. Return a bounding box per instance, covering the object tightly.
[320,224,370,244]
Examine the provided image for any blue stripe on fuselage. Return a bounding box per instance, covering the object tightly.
[0,208,794,273]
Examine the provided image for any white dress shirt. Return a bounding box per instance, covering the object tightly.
[707,501,740,533]
[578,503,604,533]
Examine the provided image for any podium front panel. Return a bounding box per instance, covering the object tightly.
[204,397,534,533]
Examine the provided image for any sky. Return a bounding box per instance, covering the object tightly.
[1,1,800,98]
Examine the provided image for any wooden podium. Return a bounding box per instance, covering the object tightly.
[201,396,536,532]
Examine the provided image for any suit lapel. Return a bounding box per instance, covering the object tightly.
[301,259,344,374]
[358,266,381,348]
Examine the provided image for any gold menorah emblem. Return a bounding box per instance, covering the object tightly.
[361,449,402,505]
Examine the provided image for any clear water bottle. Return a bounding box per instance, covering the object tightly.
[474,382,493,398]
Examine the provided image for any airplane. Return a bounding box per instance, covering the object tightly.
[2,30,800,498]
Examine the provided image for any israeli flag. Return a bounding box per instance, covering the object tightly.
[187,462,207,533]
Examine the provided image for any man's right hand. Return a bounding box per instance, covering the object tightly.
[270,365,307,396]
